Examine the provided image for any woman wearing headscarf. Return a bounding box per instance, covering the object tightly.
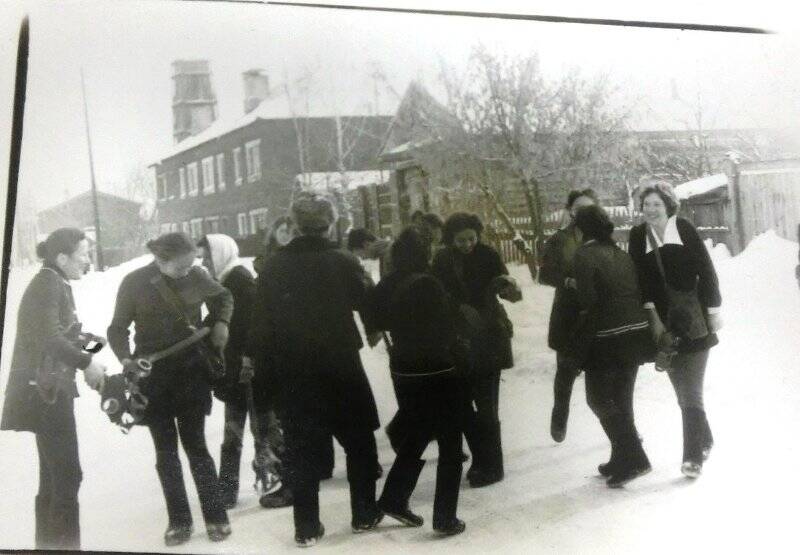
[198,233,289,509]
[629,182,722,479]
[107,232,233,546]
[1,228,107,550]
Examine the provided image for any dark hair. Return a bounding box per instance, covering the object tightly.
[265,216,293,256]
[638,182,680,217]
[146,232,197,261]
[347,228,377,251]
[566,188,598,209]
[36,227,86,264]
[410,210,425,224]
[391,226,431,274]
[443,212,483,246]
[574,205,615,244]
[420,212,444,230]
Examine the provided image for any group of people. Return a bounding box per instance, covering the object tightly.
[0,179,721,551]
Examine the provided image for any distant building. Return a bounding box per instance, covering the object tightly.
[149,62,394,248]
[36,191,144,268]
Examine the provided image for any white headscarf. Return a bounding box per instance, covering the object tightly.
[204,234,241,282]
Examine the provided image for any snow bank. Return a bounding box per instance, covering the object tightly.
[674,173,728,200]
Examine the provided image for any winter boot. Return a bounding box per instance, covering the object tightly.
[605,416,651,489]
[35,494,53,549]
[681,407,705,478]
[469,421,504,488]
[379,458,425,527]
[206,522,232,542]
[295,522,325,547]
[218,445,242,509]
[164,523,193,547]
[434,518,466,536]
[700,410,714,461]
[463,411,483,481]
[432,460,463,530]
[550,406,569,443]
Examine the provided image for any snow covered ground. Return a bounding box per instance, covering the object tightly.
[1,232,799,554]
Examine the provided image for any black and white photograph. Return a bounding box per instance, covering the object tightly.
[1,0,799,552]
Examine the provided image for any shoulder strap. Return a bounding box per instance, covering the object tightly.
[645,224,669,289]
[150,274,196,331]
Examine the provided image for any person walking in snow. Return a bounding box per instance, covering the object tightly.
[571,206,653,487]
[1,228,107,550]
[107,232,233,546]
[197,234,289,510]
[539,189,598,443]
[247,192,383,547]
[369,227,471,536]
[432,213,522,488]
[629,182,723,479]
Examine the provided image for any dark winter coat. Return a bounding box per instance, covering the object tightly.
[572,240,652,366]
[539,225,583,353]
[213,265,257,406]
[247,235,379,432]
[368,271,471,428]
[629,217,721,353]
[432,243,516,371]
[106,261,234,421]
[1,266,93,433]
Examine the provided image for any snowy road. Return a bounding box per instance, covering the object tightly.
[1,232,799,553]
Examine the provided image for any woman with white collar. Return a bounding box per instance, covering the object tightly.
[629,182,723,479]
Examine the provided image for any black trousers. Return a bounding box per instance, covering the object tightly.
[584,336,646,468]
[553,351,580,413]
[380,375,465,527]
[35,396,82,550]
[148,409,228,528]
[463,366,503,475]
[283,422,379,538]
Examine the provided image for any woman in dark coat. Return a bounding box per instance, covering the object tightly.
[1,228,107,550]
[246,192,382,547]
[432,213,521,488]
[370,227,470,536]
[198,234,288,509]
[107,232,234,546]
[539,188,598,443]
[572,206,652,487]
[629,182,722,479]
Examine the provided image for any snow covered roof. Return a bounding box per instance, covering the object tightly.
[153,91,390,165]
[294,170,390,193]
[674,173,729,200]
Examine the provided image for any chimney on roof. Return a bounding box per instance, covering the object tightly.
[243,69,270,114]
[171,60,217,143]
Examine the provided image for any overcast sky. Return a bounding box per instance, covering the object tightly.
[1,0,799,214]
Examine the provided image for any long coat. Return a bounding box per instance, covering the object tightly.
[212,265,257,406]
[432,243,516,371]
[1,266,93,433]
[106,261,233,421]
[539,226,583,353]
[247,235,379,433]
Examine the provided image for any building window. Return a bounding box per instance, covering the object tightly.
[233,147,243,185]
[216,153,225,191]
[179,167,187,199]
[237,212,248,236]
[187,162,199,196]
[170,223,179,232]
[181,221,190,235]
[157,174,167,201]
[190,218,203,240]
[202,156,215,195]
[249,207,268,235]
[220,215,229,234]
[245,139,261,182]
[159,223,171,234]
[205,216,220,234]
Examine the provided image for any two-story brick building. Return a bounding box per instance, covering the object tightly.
[150,65,393,245]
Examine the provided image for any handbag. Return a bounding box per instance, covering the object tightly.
[646,225,709,342]
[150,274,226,381]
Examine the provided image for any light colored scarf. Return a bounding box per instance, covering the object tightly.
[205,234,241,282]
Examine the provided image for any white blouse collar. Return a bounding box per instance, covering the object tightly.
[645,216,683,253]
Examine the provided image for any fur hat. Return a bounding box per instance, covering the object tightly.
[291,192,338,233]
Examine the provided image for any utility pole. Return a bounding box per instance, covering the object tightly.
[80,68,104,270]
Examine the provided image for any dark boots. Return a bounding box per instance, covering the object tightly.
[681,407,713,478]
[218,444,242,508]
[550,406,569,443]
[468,420,504,488]
[378,458,425,526]
[35,496,80,550]
[602,415,651,488]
